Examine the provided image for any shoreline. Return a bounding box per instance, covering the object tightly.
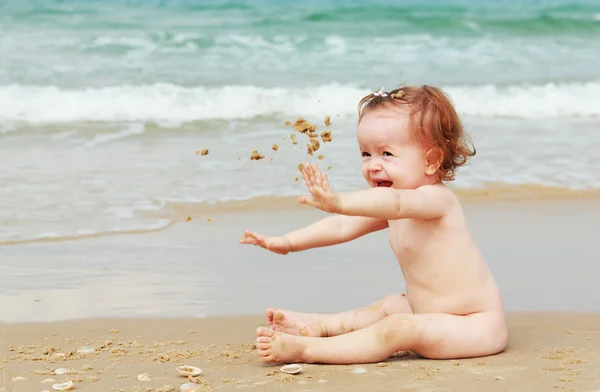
[2,198,600,324]
[2,312,600,391]
[2,185,600,248]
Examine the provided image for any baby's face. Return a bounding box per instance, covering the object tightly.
[357,108,429,190]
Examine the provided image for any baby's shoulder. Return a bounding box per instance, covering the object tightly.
[415,183,462,216]
[416,183,458,201]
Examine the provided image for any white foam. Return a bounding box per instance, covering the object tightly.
[80,123,146,149]
[2,81,599,125]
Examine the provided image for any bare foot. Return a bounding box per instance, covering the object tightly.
[265,308,325,337]
[256,327,308,364]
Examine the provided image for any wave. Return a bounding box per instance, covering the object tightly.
[0,220,175,246]
[1,81,600,125]
[301,5,600,34]
[8,1,600,35]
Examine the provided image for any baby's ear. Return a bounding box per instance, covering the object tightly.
[424,147,443,176]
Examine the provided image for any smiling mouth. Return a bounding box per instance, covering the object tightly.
[376,181,393,187]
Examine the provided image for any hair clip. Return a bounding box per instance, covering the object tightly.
[373,87,387,97]
[391,90,405,99]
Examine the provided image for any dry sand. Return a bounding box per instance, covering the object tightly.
[2,313,600,392]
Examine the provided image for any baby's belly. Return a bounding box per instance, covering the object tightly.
[404,274,502,315]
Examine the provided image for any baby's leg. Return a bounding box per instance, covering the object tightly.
[266,293,412,337]
[256,311,507,364]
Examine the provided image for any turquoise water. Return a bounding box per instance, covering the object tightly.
[3,0,600,89]
[1,0,600,243]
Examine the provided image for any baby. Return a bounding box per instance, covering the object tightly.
[239,85,508,365]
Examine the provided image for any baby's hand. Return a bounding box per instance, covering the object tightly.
[299,163,341,213]
[238,229,292,255]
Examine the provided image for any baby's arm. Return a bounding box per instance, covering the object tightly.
[337,185,450,220]
[299,163,452,221]
[284,215,388,252]
[239,215,387,254]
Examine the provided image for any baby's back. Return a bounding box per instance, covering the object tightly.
[388,194,503,316]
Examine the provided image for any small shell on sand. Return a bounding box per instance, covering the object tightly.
[41,378,56,383]
[137,373,151,381]
[280,364,302,374]
[351,367,368,374]
[54,368,69,375]
[11,377,26,381]
[179,382,203,392]
[176,365,203,377]
[77,346,94,354]
[52,381,74,391]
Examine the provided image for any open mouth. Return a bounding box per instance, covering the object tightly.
[376,181,393,187]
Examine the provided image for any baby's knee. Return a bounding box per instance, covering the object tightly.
[375,315,414,346]
[381,293,411,315]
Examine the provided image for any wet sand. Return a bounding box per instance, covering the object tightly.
[1,198,600,323]
[2,313,600,392]
[2,198,600,390]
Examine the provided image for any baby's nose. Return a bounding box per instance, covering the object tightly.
[368,160,383,172]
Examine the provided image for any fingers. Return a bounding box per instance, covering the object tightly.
[300,164,312,189]
[239,229,267,247]
[301,162,325,195]
[298,195,316,208]
[322,172,331,193]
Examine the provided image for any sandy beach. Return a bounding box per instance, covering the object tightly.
[2,313,600,392]
[3,0,600,390]
[2,197,600,391]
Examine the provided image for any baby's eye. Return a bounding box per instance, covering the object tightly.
[383,151,393,156]
[361,151,371,157]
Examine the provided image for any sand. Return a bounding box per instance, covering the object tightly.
[1,313,600,392]
[2,197,600,390]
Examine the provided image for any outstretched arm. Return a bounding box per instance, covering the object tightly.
[299,163,450,220]
[239,215,388,254]
[284,214,388,252]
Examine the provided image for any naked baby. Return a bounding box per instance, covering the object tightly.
[239,85,508,365]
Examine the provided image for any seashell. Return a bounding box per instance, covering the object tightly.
[41,378,57,383]
[179,382,203,392]
[52,381,74,391]
[77,346,95,354]
[176,365,202,377]
[351,367,367,374]
[280,364,302,374]
[137,373,151,381]
[54,368,69,375]
[11,376,26,381]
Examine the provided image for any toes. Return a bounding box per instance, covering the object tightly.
[273,311,286,326]
[266,308,276,324]
[256,326,275,337]
[257,349,272,357]
[256,336,271,343]
[256,342,271,350]
[260,355,276,363]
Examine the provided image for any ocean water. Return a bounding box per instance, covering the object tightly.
[1,0,600,245]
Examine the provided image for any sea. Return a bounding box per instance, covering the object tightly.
[2,0,600,245]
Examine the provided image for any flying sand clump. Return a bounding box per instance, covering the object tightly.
[284,115,333,157]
